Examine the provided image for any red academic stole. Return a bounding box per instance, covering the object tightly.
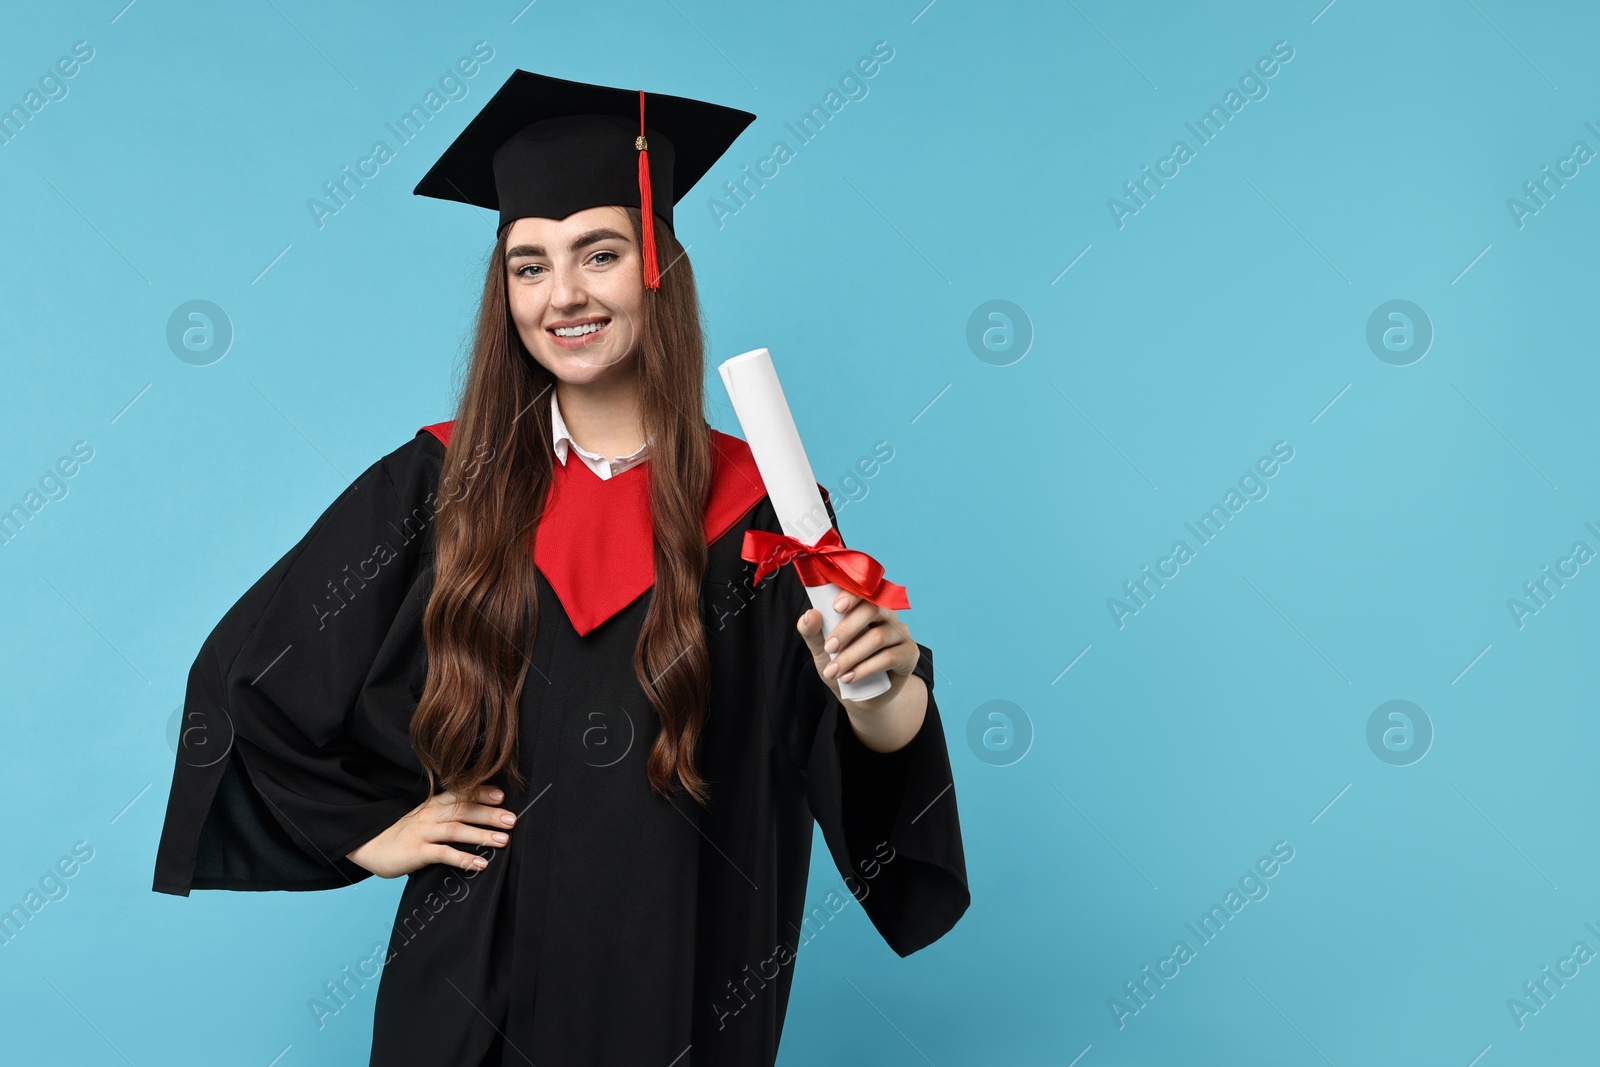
[417,421,778,636]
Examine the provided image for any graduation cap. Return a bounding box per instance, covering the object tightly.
[413,70,755,289]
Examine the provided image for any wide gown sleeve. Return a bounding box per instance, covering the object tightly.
[774,492,972,957]
[152,436,441,896]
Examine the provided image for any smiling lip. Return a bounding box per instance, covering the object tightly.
[546,316,611,350]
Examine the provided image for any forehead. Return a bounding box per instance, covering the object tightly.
[504,206,632,244]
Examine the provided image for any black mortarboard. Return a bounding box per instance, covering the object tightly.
[413,70,755,289]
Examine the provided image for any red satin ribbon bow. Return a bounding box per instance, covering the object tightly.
[739,526,910,610]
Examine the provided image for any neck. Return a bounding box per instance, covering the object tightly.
[555,370,646,459]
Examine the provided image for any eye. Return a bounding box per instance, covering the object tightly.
[590,251,619,266]
[513,263,544,278]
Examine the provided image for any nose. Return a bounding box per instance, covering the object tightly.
[549,260,588,313]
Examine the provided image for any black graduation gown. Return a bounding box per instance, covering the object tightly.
[152,428,970,1066]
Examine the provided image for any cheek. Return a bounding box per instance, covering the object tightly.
[595,270,644,323]
[505,285,557,368]
[507,281,548,334]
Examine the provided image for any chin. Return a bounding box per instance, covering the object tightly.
[544,351,635,382]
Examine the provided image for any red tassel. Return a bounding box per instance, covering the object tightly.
[637,89,660,291]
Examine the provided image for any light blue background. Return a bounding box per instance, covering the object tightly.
[1,1,1596,1064]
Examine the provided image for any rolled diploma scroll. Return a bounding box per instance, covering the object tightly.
[718,348,893,702]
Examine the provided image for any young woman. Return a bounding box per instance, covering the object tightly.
[154,71,969,1066]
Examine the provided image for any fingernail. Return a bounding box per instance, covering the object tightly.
[824,637,839,652]
[492,832,508,844]
[824,663,836,678]
[841,671,856,682]
[473,857,487,869]
[834,596,846,610]
[491,789,503,801]
[501,813,516,826]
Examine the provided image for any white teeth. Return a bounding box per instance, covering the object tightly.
[553,321,606,337]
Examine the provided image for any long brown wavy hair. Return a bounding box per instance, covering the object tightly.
[410,207,716,806]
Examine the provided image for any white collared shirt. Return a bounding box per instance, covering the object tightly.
[550,391,650,480]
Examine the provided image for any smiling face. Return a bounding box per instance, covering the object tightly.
[504,205,645,383]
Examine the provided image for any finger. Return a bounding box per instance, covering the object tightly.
[827,619,895,678]
[432,801,517,830]
[826,604,893,663]
[426,842,492,871]
[796,608,828,653]
[468,802,518,829]
[432,790,478,820]
[437,787,508,820]
[836,646,907,683]
[438,820,511,849]
[825,599,882,653]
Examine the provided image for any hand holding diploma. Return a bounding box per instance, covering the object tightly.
[718,347,927,752]
[795,590,928,753]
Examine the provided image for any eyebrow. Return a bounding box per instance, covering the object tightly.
[505,228,631,259]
